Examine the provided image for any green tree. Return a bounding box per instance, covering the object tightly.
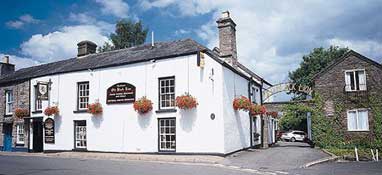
[97,42,114,53]
[98,19,148,52]
[288,46,348,99]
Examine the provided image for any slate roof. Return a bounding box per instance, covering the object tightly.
[0,39,208,85]
[0,38,269,86]
[312,50,382,80]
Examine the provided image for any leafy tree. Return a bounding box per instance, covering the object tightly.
[97,42,114,53]
[98,19,148,52]
[288,46,348,99]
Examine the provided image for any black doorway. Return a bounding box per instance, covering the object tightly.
[32,118,43,152]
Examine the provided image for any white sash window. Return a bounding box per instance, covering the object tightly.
[345,70,366,91]
[347,109,369,131]
[5,90,13,115]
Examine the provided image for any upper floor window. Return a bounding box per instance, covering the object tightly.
[77,82,89,110]
[347,109,369,131]
[251,87,258,104]
[345,70,366,91]
[159,77,175,109]
[34,85,42,111]
[5,90,13,115]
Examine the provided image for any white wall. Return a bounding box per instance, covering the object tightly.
[30,53,226,154]
[222,67,251,154]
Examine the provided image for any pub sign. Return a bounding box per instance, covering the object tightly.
[106,83,136,104]
[37,82,49,100]
[44,118,55,144]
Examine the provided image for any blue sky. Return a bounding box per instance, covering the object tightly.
[1,0,381,91]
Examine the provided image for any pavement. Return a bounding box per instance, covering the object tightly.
[0,141,342,175]
[224,141,330,172]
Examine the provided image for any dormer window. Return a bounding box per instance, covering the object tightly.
[345,69,366,91]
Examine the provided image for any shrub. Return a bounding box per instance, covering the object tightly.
[176,93,198,110]
[133,96,153,114]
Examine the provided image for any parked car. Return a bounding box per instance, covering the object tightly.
[281,130,307,142]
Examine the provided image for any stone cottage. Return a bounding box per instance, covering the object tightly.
[0,56,30,152]
[313,50,382,144]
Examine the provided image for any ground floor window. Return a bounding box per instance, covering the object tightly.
[158,118,176,152]
[16,123,25,145]
[347,109,369,131]
[74,121,87,149]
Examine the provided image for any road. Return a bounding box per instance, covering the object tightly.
[0,155,257,175]
[1,154,381,175]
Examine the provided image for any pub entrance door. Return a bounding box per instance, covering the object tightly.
[32,118,43,152]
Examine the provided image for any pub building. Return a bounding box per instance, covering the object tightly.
[0,11,271,154]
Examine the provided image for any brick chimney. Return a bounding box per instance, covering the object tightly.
[0,55,15,76]
[77,40,97,57]
[216,11,237,65]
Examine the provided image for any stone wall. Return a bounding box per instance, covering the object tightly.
[314,54,382,141]
[0,80,30,149]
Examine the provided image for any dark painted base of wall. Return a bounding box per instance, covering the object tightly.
[0,146,28,152]
[43,146,256,157]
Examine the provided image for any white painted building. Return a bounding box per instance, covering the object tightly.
[24,12,271,155]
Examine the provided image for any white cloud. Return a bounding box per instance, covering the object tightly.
[20,25,110,62]
[142,0,382,84]
[6,14,40,29]
[0,53,40,70]
[95,0,129,18]
[328,38,382,61]
[174,29,191,36]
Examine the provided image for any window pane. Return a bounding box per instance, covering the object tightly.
[347,111,357,130]
[358,71,366,90]
[358,110,368,130]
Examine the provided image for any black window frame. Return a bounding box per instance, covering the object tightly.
[34,85,43,112]
[158,117,176,152]
[158,76,176,110]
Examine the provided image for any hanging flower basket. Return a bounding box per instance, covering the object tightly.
[266,111,278,118]
[249,104,267,116]
[133,96,153,114]
[44,106,59,116]
[88,102,103,115]
[15,108,29,118]
[233,96,251,111]
[176,93,198,110]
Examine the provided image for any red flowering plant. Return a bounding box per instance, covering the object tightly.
[249,104,267,116]
[133,96,153,114]
[176,93,198,110]
[233,96,251,111]
[266,111,278,118]
[44,106,59,116]
[87,102,103,115]
[15,108,29,118]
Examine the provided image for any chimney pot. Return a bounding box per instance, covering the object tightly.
[221,11,230,18]
[77,40,97,57]
[2,55,9,64]
[0,55,15,76]
[216,11,237,65]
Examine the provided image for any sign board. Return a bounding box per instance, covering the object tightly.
[263,83,312,101]
[37,82,49,100]
[106,83,136,104]
[44,118,55,144]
